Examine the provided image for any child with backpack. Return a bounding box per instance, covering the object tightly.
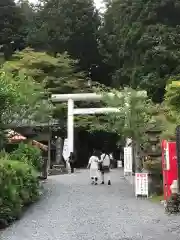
[99,151,112,185]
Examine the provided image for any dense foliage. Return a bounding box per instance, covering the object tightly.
[0,69,52,126]
[158,79,180,139]
[0,159,40,227]
[0,0,25,59]
[1,0,179,149]
[4,48,110,132]
[0,68,51,150]
[103,88,153,144]
[164,79,180,116]
[10,143,43,172]
[30,0,101,71]
[1,0,180,200]
[0,142,45,227]
[2,0,180,105]
[100,0,180,102]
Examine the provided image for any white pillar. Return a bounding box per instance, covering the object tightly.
[67,98,74,153]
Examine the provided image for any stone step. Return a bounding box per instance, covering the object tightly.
[48,165,68,176]
[53,164,65,169]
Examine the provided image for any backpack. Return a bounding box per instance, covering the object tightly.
[102,154,111,166]
[98,154,110,171]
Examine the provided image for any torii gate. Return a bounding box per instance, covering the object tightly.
[51,91,146,154]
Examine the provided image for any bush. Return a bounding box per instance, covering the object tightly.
[10,143,43,172]
[0,159,41,227]
[165,193,180,214]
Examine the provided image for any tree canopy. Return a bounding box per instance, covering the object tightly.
[103,88,153,143]
[28,0,101,71]
[0,0,25,59]
[1,0,180,141]
[160,78,180,139]
[3,48,110,132]
[0,69,52,127]
[99,0,180,102]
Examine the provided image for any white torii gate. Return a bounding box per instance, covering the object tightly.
[51,92,146,154]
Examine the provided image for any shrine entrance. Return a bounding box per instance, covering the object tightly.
[51,91,146,158]
[51,93,120,155]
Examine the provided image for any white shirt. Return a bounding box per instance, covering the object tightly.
[100,153,111,167]
[88,156,99,169]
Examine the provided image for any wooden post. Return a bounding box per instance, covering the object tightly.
[47,131,51,173]
[41,156,48,179]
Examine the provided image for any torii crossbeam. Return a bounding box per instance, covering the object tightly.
[51,92,146,155]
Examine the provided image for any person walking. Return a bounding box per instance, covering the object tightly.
[99,150,112,185]
[87,150,99,185]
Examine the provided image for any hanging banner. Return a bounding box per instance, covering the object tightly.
[135,173,148,197]
[124,147,132,173]
[63,138,70,161]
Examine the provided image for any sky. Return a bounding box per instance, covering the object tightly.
[94,0,105,10]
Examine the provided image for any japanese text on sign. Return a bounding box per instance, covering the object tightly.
[124,147,132,173]
[135,173,148,197]
[63,138,70,161]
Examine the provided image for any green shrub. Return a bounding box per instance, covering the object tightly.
[0,159,41,226]
[10,143,43,172]
[0,150,10,160]
[165,193,180,214]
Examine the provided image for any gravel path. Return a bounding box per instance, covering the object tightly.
[0,169,180,240]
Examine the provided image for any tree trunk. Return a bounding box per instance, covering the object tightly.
[132,141,141,173]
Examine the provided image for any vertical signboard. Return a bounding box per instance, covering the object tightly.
[63,138,70,161]
[135,173,148,197]
[124,146,133,174]
[63,138,71,172]
[56,137,62,164]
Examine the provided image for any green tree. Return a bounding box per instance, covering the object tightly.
[100,0,180,102]
[0,69,51,148]
[103,88,153,170]
[28,0,101,71]
[0,70,52,127]
[0,0,24,59]
[3,48,110,132]
[16,0,35,49]
[17,0,34,22]
[164,79,180,114]
[104,88,151,142]
[160,79,180,140]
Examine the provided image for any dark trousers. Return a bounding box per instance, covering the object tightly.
[70,162,74,173]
